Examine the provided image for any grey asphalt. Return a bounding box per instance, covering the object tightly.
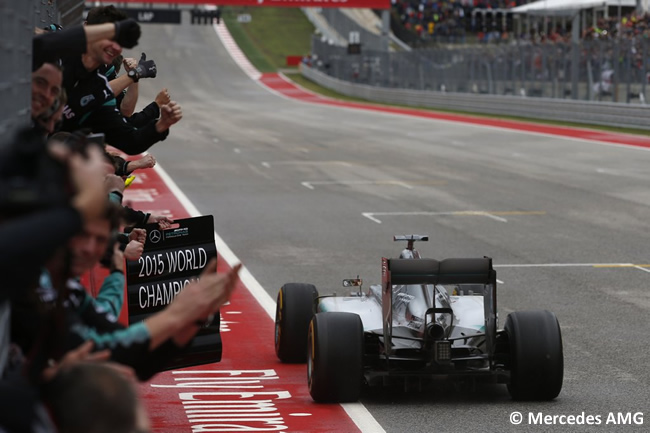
[129,15,650,433]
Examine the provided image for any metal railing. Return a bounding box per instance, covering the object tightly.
[302,61,650,130]
[319,8,387,52]
[311,36,650,107]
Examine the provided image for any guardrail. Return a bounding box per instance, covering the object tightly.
[301,65,650,130]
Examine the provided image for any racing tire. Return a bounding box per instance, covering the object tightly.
[275,283,318,363]
[308,312,364,403]
[505,310,563,401]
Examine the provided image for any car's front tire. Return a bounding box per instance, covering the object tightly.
[274,283,318,363]
[505,310,563,400]
[308,312,364,403]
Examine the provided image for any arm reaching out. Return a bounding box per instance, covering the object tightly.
[144,261,241,350]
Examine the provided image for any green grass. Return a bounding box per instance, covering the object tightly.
[220,9,649,136]
[222,7,314,72]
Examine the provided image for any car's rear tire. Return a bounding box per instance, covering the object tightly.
[505,310,563,400]
[274,283,318,363]
[308,312,364,403]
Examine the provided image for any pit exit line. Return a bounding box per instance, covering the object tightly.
[495,263,650,272]
[153,164,386,433]
[362,210,546,224]
[302,180,413,190]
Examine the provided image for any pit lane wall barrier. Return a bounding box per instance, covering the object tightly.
[301,65,650,130]
[0,0,84,148]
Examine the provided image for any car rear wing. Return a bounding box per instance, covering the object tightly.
[381,257,498,363]
[388,258,493,285]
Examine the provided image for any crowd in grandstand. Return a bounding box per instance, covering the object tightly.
[391,0,649,44]
[391,0,531,43]
[0,5,241,433]
[582,10,650,40]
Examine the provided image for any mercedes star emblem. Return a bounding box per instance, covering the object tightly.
[149,229,162,244]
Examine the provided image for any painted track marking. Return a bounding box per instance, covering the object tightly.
[152,164,386,433]
[362,210,546,224]
[302,180,413,190]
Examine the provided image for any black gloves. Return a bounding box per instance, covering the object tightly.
[113,18,141,49]
[134,53,157,79]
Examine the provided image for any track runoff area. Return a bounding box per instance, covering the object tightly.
[96,7,650,433]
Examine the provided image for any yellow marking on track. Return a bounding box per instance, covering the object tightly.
[454,211,547,216]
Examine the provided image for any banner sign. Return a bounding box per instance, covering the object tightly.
[122,8,182,24]
[88,0,391,9]
[126,215,222,370]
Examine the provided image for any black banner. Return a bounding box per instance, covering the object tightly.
[126,215,222,370]
[121,9,182,24]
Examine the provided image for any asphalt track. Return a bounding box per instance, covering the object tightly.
[126,14,650,432]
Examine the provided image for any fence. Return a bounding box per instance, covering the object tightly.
[0,0,83,149]
[319,8,387,52]
[310,35,650,119]
[302,61,650,130]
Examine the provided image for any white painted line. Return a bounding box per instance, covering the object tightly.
[302,180,413,190]
[261,162,271,168]
[212,21,262,81]
[263,160,352,167]
[482,212,508,223]
[155,163,386,433]
[362,210,512,224]
[494,263,634,268]
[496,279,504,284]
[633,266,650,273]
[154,163,277,318]
[341,403,387,433]
[362,213,383,224]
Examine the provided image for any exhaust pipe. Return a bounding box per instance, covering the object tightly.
[426,322,445,340]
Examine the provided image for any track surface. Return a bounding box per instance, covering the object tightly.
[127,15,650,432]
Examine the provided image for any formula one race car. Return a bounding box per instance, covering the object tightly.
[274,235,563,403]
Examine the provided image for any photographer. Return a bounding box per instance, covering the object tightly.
[0,129,108,299]
[0,129,110,432]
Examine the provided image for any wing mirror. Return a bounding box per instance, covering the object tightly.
[342,278,363,287]
[342,278,363,295]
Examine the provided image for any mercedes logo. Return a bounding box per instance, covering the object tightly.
[149,229,162,244]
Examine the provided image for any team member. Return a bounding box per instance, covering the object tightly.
[59,6,182,155]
